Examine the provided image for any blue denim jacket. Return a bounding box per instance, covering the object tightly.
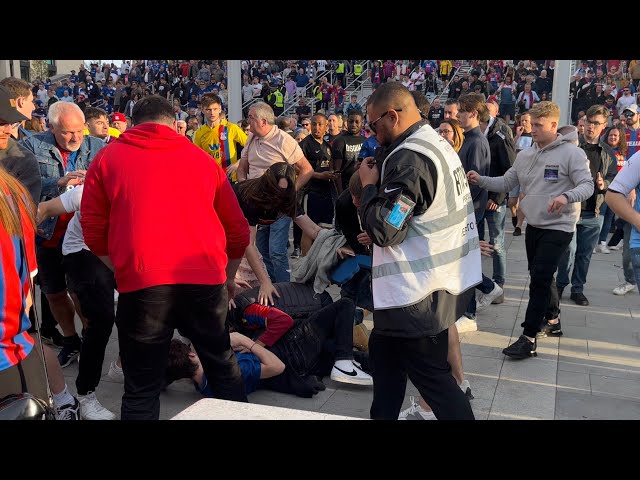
[20,131,105,240]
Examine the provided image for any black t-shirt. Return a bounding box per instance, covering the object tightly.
[299,135,333,196]
[332,132,364,190]
[324,132,341,145]
[427,107,444,129]
[334,190,369,256]
[295,105,311,118]
[233,183,302,226]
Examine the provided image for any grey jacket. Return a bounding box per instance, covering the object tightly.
[292,228,346,294]
[477,126,594,233]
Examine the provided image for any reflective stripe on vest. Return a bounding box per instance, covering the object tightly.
[372,124,482,309]
[273,90,284,108]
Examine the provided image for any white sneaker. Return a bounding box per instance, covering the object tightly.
[455,315,478,334]
[398,396,437,420]
[330,361,373,386]
[77,391,116,420]
[612,282,635,296]
[609,241,623,251]
[595,242,611,254]
[476,283,504,311]
[107,361,124,382]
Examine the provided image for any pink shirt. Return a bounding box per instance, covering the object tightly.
[242,125,305,179]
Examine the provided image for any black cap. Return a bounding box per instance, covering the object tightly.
[0,85,29,124]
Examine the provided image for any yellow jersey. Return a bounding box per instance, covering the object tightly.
[193,120,248,172]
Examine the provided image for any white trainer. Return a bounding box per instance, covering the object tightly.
[609,241,623,251]
[330,361,373,386]
[612,282,635,296]
[476,283,504,311]
[77,392,116,420]
[107,361,124,382]
[595,242,611,254]
[398,396,437,420]
[455,315,478,334]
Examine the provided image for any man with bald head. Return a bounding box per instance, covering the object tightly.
[358,82,479,420]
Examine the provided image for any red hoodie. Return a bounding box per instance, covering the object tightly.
[81,123,249,293]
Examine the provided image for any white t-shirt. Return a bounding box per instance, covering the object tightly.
[59,185,88,256]
[316,60,327,72]
[608,151,640,249]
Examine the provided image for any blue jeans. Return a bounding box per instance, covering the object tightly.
[256,215,292,283]
[556,214,604,294]
[598,202,615,243]
[478,200,507,286]
[629,248,640,293]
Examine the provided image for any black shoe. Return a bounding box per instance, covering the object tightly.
[55,397,80,420]
[557,286,564,300]
[57,336,81,368]
[503,335,537,359]
[41,328,65,349]
[536,320,563,339]
[513,226,522,236]
[570,292,589,306]
[290,247,301,259]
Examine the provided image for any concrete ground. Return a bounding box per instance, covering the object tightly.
[53,224,640,420]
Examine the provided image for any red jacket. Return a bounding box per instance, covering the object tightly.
[81,123,249,293]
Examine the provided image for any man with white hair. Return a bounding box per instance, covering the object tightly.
[21,102,105,369]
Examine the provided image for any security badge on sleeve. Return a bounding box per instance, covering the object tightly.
[384,193,416,230]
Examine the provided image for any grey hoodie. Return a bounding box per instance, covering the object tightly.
[477,125,594,233]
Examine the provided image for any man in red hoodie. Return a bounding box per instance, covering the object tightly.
[81,95,251,420]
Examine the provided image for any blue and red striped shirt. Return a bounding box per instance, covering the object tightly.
[0,203,37,371]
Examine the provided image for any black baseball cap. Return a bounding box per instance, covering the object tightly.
[0,85,29,124]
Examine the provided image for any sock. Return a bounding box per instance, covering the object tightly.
[512,216,518,228]
[52,385,75,409]
[547,318,559,325]
[334,359,355,372]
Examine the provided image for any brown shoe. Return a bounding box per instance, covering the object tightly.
[353,323,370,352]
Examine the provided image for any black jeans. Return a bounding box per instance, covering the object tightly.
[369,329,474,420]
[116,284,246,420]
[340,269,373,312]
[63,250,116,395]
[523,225,574,338]
[269,298,355,377]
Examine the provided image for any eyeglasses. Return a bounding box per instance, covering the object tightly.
[369,108,402,134]
[0,121,22,130]
[623,111,636,118]
[438,129,453,135]
[586,120,606,126]
[301,123,310,126]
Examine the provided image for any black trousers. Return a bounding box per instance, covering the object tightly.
[522,225,574,337]
[117,284,246,420]
[63,250,116,395]
[369,329,475,420]
[269,298,355,377]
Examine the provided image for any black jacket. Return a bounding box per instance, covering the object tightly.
[578,138,618,215]
[360,121,473,337]
[486,117,517,204]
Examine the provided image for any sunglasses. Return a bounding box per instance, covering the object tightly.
[623,111,636,118]
[301,123,310,126]
[369,108,402,134]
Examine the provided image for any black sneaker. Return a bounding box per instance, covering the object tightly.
[503,335,537,360]
[536,320,563,339]
[55,397,80,420]
[570,292,589,306]
[290,247,301,259]
[57,341,81,368]
[41,329,65,349]
[513,226,522,236]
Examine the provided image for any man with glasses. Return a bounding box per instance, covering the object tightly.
[556,105,618,307]
[358,82,478,420]
[300,120,311,133]
[616,88,637,117]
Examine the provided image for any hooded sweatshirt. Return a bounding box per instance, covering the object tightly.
[81,123,250,293]
[477,125,594,233]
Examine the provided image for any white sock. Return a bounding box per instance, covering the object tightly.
[113,360,123,371]
[334,359,355,372]
[52,385,75,409]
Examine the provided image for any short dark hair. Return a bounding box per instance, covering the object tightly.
[411,91,430,117]
[131,95,174,126]
[0,77,31,98]
[201,93,222,109]
[84,106,108,122]
[165,339,198,386]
